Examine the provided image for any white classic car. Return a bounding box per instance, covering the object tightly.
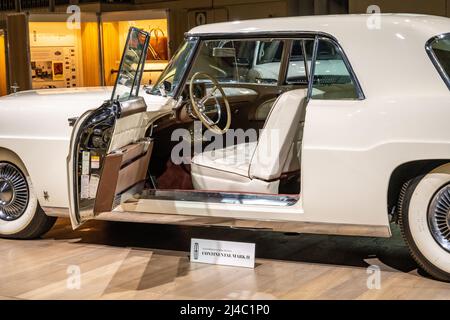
[1,14,450,281]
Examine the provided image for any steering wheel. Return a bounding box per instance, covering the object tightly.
[189,72,231,135]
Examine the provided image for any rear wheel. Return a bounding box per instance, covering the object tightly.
[398,163,450,282]
[0,161,56,239]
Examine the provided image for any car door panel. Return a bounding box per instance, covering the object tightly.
[94,139,153,214]
[108,97,149,152]
[67,27,151,228]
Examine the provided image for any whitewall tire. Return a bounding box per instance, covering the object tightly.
[399,163,450,281]
[0,160,56,239]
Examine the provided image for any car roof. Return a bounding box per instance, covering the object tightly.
[188,14,450,97]
[188,14,448,39]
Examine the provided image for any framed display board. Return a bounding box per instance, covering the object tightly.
[31,46,79,88]
[29,22,83,89]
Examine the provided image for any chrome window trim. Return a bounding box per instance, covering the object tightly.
[180,31,365,100]
[426,33,450,91]
[302,39,310,83]
[307,35,319,101]
[173,37,200,98]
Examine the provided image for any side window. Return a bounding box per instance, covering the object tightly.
[189,39,283,86]
[256,41,283,65]
[286,39,314,85]
[250,40,284,84]
[310,39,360,100]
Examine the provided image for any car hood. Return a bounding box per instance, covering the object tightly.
[0,87,170,141]
[0,87,112,109]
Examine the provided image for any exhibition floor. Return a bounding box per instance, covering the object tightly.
[0,219,449,300]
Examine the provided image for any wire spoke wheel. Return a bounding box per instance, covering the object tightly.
[0,162,29,221]
[428,184,450,252]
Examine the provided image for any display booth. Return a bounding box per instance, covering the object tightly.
[28,13,101,89]
[101,9,169,86]
[26,10,169,90]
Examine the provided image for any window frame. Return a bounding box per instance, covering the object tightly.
[426,33,450,91]
[111,27,150,102]
[177,31,366,100]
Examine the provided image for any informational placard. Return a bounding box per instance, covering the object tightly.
[31,46,79,89]
[190,238,255,269]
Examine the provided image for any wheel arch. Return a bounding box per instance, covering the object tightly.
[387,159,450,222]
[0,147,30,176]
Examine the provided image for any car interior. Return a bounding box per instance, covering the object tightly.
[139,36,360,198]
[144,38,314,197]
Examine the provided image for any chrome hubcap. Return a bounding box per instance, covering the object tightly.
[0,179,13,205]
[428,184,450,252]
[0,163,29,221]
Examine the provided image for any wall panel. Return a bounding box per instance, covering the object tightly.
[81,22,100,87]
[349,0,447,16]
[102,22,120,86]
[0,33,7,96]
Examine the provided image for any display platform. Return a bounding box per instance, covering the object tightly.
[0,219,447,300]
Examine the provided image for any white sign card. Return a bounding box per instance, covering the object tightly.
[190,238,255,269]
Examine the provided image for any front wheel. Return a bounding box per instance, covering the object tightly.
[398,163,450,282]
[0,161,56,239]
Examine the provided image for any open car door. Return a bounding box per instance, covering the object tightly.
[67,28,152,228]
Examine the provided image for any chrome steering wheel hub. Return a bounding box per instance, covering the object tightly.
[0,163,29,221]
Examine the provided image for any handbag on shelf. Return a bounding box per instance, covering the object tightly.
[147,28,168,60]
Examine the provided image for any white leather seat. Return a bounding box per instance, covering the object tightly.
[191,89,307,193]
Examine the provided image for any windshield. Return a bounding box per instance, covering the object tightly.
[427,33,450,90]
[150,38,198,97]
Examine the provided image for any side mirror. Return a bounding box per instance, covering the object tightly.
[163,80,172,92]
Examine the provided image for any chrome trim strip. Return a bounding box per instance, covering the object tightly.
[138,189,299,206]
[302,39,310,83]
[307,35,319,101]
[186,30,322,39]
[42,206,391,238]
[426,33,450,91]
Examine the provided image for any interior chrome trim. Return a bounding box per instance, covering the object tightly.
[42,206,391,238]
[426,33,450,90]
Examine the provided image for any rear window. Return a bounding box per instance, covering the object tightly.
[427,34,450,89]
